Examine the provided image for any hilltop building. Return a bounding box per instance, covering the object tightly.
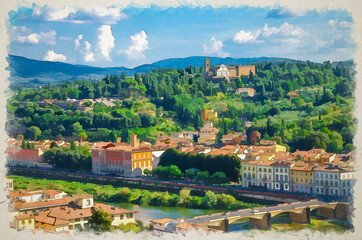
[204,58,255,81]
[201,108,217,122]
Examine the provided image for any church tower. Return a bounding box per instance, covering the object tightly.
[204,58,210,73]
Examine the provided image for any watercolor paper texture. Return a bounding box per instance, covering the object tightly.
[1,1,362,240]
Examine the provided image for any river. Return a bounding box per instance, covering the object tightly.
[108,202,352,233]
[108,202,222,224]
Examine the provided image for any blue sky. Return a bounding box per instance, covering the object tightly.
[7,4,356,68]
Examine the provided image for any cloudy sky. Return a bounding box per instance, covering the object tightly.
[7,4,356,68]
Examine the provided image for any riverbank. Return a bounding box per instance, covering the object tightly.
[7,175,262,210]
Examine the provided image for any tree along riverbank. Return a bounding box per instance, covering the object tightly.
[8,175,262,210]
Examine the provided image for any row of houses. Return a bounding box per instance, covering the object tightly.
[8,189,136,233]
[5,133,356,198]
[241,159,355,197]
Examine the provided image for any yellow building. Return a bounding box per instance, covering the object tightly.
[127,149,153,176]
[290,164,315,194]
[241,160,259,188]
[11,213,35,230]
[201,108,217,122]
[275,144,287,153]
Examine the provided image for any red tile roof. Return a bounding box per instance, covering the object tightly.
[12,196,73,210]
[14,213,35,220]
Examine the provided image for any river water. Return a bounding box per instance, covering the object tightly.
[108,202,222,224]
[108,203,352,233]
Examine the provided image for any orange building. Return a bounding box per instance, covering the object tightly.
[201,108,217,122]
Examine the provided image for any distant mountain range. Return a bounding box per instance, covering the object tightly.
[5,54,348,86]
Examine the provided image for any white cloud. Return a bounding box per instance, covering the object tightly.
[120,30,150,60]
[97,25,115,61]
[329,19,353,30]
[74,34,83,49]
[73,35,95,62]
[32,6,127,24]
[234,22,304,45]
[202,37,230,58]
[233,30,261,43]
[43,50,67,62]
[262,23,304,38]
[83,41,94,62]
[11,26,56,45]
[279,22,304,37]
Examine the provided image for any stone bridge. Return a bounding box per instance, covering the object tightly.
[185,200,352,232]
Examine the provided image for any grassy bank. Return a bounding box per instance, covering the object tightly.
[8,175,261,210]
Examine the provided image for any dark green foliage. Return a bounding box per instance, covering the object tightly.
[153,165,182,179]
[159,148,241,182]
[89,209,112,232]
[43,145,92,170]
[7,61,356,154]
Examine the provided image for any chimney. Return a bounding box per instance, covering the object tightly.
[130,134,139,147]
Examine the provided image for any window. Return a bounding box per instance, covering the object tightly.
[28,219,32,224]
[276,168,279,173]
[127,213,133,218]
[21,220,25,225]
[69,225,73,230]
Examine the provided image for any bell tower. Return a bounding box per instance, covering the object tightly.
[204,58,210,73]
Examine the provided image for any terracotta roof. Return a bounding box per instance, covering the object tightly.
[35,210,71,226]
[47,206,92,220]
[14,213,35,220]
[42,190,63,196]
[9,189,64,198]
[291,165,315,171]
[152,218,174,225]
[92,142,152,152]
[257,161,274,166]
[245,160,259,164]
[93,203,135,215]
[314,165,349,172]
[271,161,294,167]
[12,196,73,210]
[273,152,296,161]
